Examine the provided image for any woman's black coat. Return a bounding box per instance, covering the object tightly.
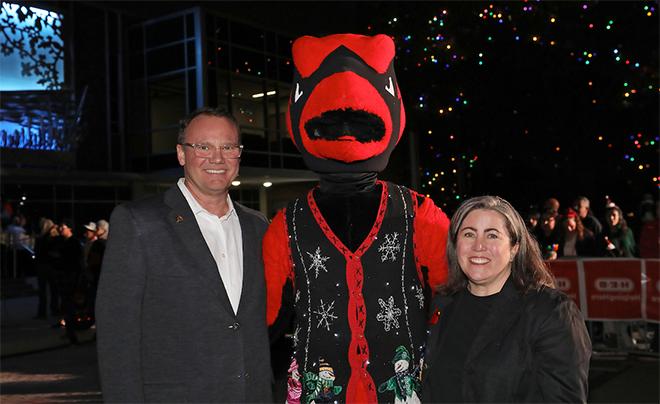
[422,278,591,403]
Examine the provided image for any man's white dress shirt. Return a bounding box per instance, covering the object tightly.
[178,178,243,314]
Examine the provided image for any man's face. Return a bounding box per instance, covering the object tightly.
[59,225,72,238]
[176,115,240,199]
[85,229,96,240]
[578,200,589,219]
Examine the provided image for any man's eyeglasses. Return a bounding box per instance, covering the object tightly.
[179,143,243,159]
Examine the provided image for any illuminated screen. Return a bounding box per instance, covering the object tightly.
[0,2,64,91]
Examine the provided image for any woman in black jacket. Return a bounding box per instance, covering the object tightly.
[422,196,591,403]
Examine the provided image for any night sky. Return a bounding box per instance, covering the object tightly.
[363,1,658,217]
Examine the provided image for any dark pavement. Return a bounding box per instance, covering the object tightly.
[1,294,658,403]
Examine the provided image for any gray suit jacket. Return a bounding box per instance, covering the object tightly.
[96,185,273,403]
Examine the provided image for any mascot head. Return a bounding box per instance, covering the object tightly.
[286,33,406,173]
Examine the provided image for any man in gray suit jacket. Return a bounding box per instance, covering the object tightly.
[96,108,273,403]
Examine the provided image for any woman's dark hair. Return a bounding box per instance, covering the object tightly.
[441,195,556,295]
[606,205,628,232]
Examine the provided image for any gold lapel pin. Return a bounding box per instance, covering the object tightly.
[175,215,184,223]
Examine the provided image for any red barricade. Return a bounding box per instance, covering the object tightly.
[582,260,643,320]
[645,259,660,322]
[547,259,658,322]
[546,260,580,304]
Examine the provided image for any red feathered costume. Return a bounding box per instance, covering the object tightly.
[263,34,450,404]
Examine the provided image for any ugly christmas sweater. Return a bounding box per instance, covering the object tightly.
[264,181,449,403]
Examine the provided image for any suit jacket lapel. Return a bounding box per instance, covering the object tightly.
[164,186,235,315]
[235,204,258,317]
[465,278,524,365]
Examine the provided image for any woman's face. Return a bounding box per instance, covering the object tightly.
[608,209,620,227]
[565,217,577,232]
[457,209,519,296]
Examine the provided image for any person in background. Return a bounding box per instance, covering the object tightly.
[5,214,28,248]
[34,218,60,318]
[574,196,603,241]
[96,219,109,241]
[82,222,98,268]
[422,195,591,403]
[542,197,560,216]
[639,201,659,259]
[524,207,540,234]
[55,219,83,344]
[604,205,636,257]
[558,208,597,258]
[534,210,561,260]
[86,219,109,314]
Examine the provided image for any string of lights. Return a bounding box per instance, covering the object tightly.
[370,1,658,211]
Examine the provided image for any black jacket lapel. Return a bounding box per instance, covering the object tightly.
[164,186,235,315]
[423,294,455,383]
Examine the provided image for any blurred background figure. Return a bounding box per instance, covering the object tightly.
[55,219,83,343]
[604,205,636,257]
[82,222,98,269]
[86,219,109,314]
[558,208,597,258]
[542,197,561,216]
[524,206,540,233]
[5,214,28,249]
[33,218,61,318]
[574,196,603,241]
[638,200,659,259]
[534,210,561,260]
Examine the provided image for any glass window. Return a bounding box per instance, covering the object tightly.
[205,13,215,38]
[151,128,178,155]
[186,39,195,68]
[231,77,265,130]
[230,21,264,50]
[231,47,265,77]
[241,128,267,152]
[265,86,282,137]
[206,41,216,68]
[149,75,186,130]
[277,35,293,58]
[128,26,143,53]
[215,71,230,110]
[55,185,72,200]
[265,32,278,54]
[55,202,73,221]
[149,74,185,154]
[187,72,197,111]
[278,87,291,134]
[278,57,293,82]
[207,69,217,107]
[146,43,185,76]
[75,186,115,201]
[265,55,278,80]
[214,16,228,42]
[145,17,184,48]
[185,13,194,38]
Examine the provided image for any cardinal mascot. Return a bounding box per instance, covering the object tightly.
[263,33,450,404]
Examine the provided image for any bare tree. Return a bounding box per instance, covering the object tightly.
[0,3,64,90]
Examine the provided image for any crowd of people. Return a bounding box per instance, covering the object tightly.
[524,194,658,260]
[2,215,109,343]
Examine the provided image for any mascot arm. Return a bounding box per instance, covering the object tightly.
[413,194,450,294]
[263,209,294,325]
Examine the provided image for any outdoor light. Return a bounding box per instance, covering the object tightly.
[263,181,273,188]
[231,180,241,186]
